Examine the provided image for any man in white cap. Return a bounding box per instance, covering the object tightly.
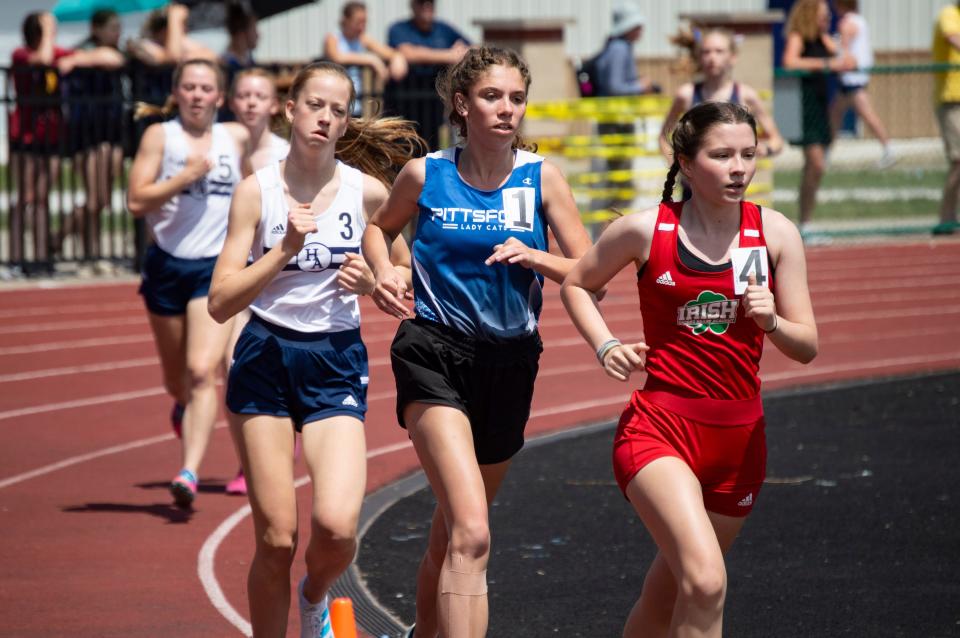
[594,2,651,96]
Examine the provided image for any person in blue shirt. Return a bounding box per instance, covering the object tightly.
[594,4,652,98]
[362,45,594,638]
[385,0,470,149]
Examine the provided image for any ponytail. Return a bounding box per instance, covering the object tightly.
[661,160,680,203]
[134,95,177,121]
[336,115,427,186]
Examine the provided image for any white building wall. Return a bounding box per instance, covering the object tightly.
[257,0,949,62]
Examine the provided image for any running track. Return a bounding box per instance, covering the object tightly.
[1,239,958,637]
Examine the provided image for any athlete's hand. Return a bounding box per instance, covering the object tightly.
[602,342,649,382]
[371,266,412,319]
[485,237,539,269]
[182,153,212,182]
[742,274,777,333]
[337,252,375,296]
[281,203,318,254]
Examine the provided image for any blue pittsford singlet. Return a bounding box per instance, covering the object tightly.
[413,147,548,341]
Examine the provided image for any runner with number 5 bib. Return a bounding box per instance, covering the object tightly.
[561,101,818,637]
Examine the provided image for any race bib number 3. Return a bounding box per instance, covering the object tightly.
[502,187,535,232]
[730,246,769,295]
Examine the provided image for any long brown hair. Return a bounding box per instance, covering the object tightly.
[661,102,757,202]
[435,45,537,152]
[133,58,225,121]
[786,0,826,41]
[287,61,426,185]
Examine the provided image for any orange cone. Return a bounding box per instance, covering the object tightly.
[329,597,358,638]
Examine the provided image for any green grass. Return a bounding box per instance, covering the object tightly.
[771,166,943,221]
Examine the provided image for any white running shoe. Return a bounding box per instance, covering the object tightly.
[298,577,334,638]
[876,147,898,169]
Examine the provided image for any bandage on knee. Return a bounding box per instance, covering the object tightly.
[439,567,488,596]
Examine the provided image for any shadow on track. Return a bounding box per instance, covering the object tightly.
[358,371,960,637]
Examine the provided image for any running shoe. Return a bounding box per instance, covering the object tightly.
[876,147,898,170]
[404,624,416,638]
[170,469,197,508]
[170,402,184,439]
[225,469,247,495]
[298,577,334,638]
[932,221,957,236]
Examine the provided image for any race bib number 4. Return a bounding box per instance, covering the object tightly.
[502,187,535,232]
[730,246,769,295]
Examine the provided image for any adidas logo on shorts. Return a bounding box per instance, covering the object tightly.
[656,271,676,286]
[341,395,359,407]
[738,493,754,507]
[271,223,285,235]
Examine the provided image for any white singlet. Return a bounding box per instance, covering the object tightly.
[840,13,873,88]
[249,161,367,333]
[146,119,242,259]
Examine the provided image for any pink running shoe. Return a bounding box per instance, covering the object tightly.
[225,469,247,495]
[170,469,197,508]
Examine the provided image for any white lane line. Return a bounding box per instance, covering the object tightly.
[0,334,153,356]
[0,357,157,383]
[0,431,177,490]
[1,316,146,335]
[198,440,415,638]
[0,387,166,422]
[0,301,143,319]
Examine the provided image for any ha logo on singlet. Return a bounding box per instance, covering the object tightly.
[676,290,739,335]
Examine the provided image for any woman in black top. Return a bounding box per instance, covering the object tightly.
[782,0,854,234]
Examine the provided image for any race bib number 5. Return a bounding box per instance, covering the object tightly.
[502,187,535,232]
[730,246,769,295]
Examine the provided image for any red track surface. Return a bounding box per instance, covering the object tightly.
[1,239,958,637]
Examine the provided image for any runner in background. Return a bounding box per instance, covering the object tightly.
[207,61,421,638]
[561,101,818,637]
[219,67,292,496]
[362,46,594,638]
[659,28,783,164]
[126,59,251,509]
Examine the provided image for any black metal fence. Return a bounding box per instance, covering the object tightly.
[0,62,446,277]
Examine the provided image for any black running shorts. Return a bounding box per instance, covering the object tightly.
[390,317,542,464]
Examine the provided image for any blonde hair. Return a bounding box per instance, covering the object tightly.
[230,67,288,137]
[435,46,537,152]
[287,61,426,185]
[786,0,826,42]
[134,59,224,121]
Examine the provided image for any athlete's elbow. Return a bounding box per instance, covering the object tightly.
[206,292,232,324]
[795,340,818,364]
[126,194,146,218]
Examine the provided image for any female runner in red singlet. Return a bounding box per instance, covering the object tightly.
[561,101,818,637]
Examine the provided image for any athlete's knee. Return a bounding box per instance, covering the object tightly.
[678,560,726,611]
[306,513,358,569]
[447,518,491,562]
[185,357,218,389]
[256,524,298,574]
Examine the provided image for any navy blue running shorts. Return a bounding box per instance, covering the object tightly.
[390,317,542,465]
[226,313,368,431]
[138,244,217,316]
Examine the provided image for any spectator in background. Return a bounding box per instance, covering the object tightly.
[829,0,896,169]
[324,1,408,115]
[219,0,259,121]
[64,9,127,263]
[127,4,218,68]
[933,0,960,235]
[385,0,470,149]
[593,4,653,97]
[781,0,854,236]
[590,4,653,218]
[9,11,123,265]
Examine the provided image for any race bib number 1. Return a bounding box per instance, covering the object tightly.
[502,187,536,232]
[730,246,769,295]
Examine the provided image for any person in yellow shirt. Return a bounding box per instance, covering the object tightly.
[933,1,960,235]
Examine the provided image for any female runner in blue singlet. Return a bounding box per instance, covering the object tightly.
[362,46,595,638]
